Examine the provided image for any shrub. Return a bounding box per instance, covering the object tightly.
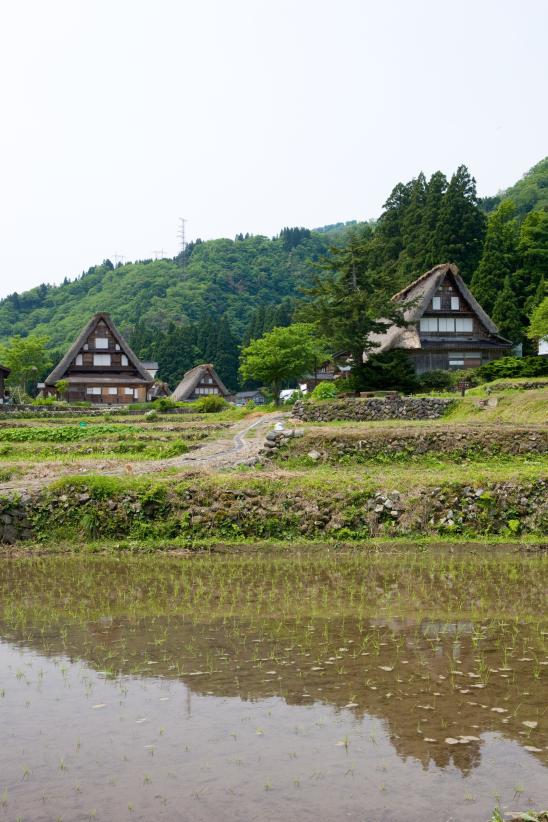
[311,381,338,401]
[31,397,66,406]
[358,350,419,394]
[417,370,454,392]
[194,395,228,413]
[144,410,159,421]
[152,397,178,412]
[477,355,548,382]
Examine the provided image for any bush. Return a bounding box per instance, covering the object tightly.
[144,410,159,421]
[152,397,178,412]
[417,371,454,392]
[194,395,228,413]
[477,355,548,382]
[358,350,419,394]
[31,397,66,406]
[310,381,338,401]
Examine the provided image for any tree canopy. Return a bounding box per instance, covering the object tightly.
[239,324,328,403]
[0,335,52,398]
[527,296,548,342]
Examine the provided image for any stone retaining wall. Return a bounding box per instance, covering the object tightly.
[273,427,548,463]
[292,397,454,422]
[1,478,546,544]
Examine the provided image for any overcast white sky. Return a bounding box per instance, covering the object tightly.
[0,0,546,298]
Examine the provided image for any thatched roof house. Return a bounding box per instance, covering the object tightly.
[43,313,154,403]
[367,263,512,373]
[171,364,230,402]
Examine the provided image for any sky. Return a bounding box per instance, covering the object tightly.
[0,0,546,298]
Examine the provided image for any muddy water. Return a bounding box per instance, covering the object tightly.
[0,551,546,821]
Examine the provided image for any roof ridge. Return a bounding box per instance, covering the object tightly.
[391,263,455,301]
[44,312,152,386]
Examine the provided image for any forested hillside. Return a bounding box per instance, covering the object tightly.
[481,157,548,216]
[0,159,546,391]
[0,227,333,348]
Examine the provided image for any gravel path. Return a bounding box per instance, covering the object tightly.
[0,412,290,494]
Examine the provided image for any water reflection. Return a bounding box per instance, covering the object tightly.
[0,552,546,821]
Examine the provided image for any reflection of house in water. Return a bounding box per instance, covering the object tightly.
[3,615,546,776]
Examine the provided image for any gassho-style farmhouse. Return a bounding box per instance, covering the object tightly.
[366,263,512,372]
[36,263,512,404]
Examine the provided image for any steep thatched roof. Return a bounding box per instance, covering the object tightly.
[170,364,230,402]
[366,263,508,357]
[44,313,153,386]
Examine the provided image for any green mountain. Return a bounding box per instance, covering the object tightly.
[481,156,548,216]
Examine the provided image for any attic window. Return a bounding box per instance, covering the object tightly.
[75,354,83,366]
[451,296,460,310]
[432,296,441,310]
[95,337,109,349]
[438,318,455,332]
[93,354,111,366]
[121,354,129,366]
[455,318,473,332]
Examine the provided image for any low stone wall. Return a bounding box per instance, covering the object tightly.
[1,493,34,543]
[272,427,548,463]
[1,477,546,544]
[292,397,454,422]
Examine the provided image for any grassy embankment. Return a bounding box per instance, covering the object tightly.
[0,384,546,552]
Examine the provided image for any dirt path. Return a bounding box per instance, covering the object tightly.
[0,412,290,494]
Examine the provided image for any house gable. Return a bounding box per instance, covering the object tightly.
[43,313,153,403]
[366,263,512,373]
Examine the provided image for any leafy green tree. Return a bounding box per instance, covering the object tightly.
[470,200,519,315]
[0,335,52,397]
[55,379,70,401]
[433,165,486,281]
[305,227,405,382]
[239,324,327,405]
[492,276,522,343]
[527,296,548,343]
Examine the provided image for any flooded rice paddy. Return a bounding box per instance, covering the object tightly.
[0,549,546,821]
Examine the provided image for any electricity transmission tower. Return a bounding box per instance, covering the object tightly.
[112,252,127,267]
[177,217,187,270]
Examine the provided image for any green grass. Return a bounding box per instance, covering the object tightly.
[299,388,547,427]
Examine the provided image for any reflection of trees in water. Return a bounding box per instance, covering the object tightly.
[1,615,545,775]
